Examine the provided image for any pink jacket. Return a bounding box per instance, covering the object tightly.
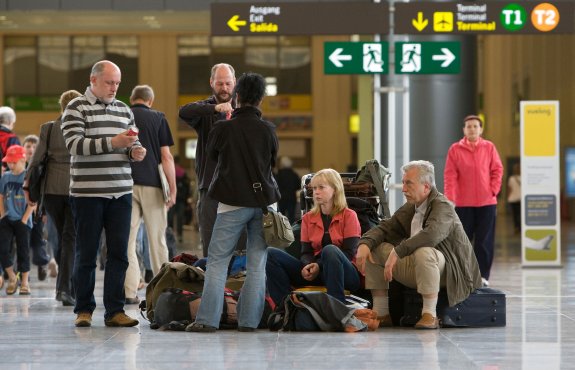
[300,207,361,257]
[444,137,503,207]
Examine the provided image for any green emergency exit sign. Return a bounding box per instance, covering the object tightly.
[395,41,460,74]
[324,42,389,75]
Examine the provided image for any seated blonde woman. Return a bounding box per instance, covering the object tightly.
[266,168,361,305]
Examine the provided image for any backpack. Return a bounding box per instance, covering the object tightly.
[355,159,392,219]
[141,262,205,323]
[151,287,239,330]
[267,291,378,332]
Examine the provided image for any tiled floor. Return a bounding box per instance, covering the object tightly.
[1,217,575,370]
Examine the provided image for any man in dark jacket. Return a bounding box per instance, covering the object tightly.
[355,160,482,330]
[179,63,245,257]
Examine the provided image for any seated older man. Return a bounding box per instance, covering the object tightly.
[355,160,482,329]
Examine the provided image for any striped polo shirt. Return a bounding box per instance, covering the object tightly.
[62,87,138,198]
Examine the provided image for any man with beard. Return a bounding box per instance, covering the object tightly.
[179,63,245,257]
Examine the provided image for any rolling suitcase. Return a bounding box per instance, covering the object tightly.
[401,287,506,327]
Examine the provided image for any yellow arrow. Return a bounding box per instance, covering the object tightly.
[412,12,429,32]
[227,15,247,32]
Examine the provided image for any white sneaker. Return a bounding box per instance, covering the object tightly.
[481,278,489,287]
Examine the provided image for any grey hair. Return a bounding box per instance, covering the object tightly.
[210,63,235,79]
[0,106,16,127]
[401,160,436,188]
[130,85,155,102]
[90,60,119,77]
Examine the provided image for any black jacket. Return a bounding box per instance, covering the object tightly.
[179,96,226,190]
[207,106,280,207]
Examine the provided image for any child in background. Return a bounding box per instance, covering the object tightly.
[0,145,35,295]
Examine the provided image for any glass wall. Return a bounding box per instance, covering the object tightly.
[178,35,311,95]
[4,35,139,109]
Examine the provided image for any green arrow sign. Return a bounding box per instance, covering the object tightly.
[395,41,460,74]
[324,42,389,75]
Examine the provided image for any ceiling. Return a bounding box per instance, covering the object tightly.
[0,11,211,33]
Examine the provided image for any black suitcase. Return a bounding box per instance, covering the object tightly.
[401,287,506,327]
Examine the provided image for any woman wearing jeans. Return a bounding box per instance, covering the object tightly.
[186,72,279,332]
[266,169,361,305]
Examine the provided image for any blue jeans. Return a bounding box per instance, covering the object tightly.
[266,245,360,304]
[71,195,132,319]
[195,207,267,329]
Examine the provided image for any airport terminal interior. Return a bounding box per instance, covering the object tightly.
[2,1,575,369]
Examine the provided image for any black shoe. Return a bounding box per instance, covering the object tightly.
[238,326,256,332]
[38,265,47,281]
[144,270,154,283]
[61,292,76,307]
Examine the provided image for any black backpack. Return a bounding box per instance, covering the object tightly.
[150,287,239,330]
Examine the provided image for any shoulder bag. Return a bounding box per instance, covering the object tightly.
[28,121,54,204]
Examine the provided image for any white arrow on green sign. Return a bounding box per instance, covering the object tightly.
[395,41,460,74]
[324,42,389,75]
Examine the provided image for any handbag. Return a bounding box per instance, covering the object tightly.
[27,121,54,204]
[237,130,294,249]
[158,163,170,202]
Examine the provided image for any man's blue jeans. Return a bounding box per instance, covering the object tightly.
[71,195,131,319]
[266,245,360,304]
[194,207,267,329]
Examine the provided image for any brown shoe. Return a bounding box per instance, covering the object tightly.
[105,312,139,327]
[377,314,393,328]
[415,313,439,330]
[6,277,18,295]
[75,312,93,327]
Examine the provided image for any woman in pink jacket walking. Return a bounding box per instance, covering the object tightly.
[444,115,503,287]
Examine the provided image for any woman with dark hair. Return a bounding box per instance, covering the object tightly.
[186,72,280,332]
[266,168,362,305]
[444,115,503,287]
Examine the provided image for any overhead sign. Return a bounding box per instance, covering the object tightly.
[211,2,389,36]
[395,42,460,74]
[395,1,574,34]
[324,42,389,75]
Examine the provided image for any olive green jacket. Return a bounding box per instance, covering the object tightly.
[359,187,482,306]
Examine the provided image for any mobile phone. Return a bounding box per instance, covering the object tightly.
[127,127,139,136]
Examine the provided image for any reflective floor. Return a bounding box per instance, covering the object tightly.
[1,216,575,370]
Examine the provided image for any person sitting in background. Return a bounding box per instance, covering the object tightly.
[266,168,361,305]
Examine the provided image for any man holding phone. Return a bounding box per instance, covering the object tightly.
[62,60,146,328]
